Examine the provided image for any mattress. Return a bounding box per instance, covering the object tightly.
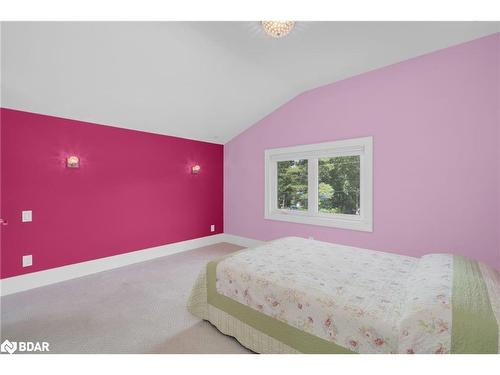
[187,237,499,354]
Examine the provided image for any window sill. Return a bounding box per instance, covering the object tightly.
[264,210,373,232]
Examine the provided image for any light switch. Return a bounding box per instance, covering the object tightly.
[23,255,33,267]
[210,224,215,232]
[22,210,32,222]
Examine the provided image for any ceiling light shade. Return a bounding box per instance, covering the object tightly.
[261,21,295,38]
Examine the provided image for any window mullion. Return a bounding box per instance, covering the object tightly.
[308,158,319,216]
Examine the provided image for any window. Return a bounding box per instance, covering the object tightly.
[264,137,373,232]
[277,159,308,211]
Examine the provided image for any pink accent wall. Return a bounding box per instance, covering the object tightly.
[0,109,223,278]
[225,34,500,270]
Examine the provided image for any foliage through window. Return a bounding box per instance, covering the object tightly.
[318,156,360,215]
[265,137,372,232]
[277,160,308,211]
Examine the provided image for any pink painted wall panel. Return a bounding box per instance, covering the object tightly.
[1,109,223,278]
[225,34,500,269]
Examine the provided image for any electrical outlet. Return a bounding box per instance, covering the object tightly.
[210,224,215,232]
[22,210,33,222]
[22,255,33,267]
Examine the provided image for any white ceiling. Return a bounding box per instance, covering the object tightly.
[1,22,498,143]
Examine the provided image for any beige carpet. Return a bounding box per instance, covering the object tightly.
[0,242,252,354]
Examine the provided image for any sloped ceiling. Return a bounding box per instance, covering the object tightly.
[1,21,498,143]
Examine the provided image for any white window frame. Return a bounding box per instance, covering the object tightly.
[264,136,373,232]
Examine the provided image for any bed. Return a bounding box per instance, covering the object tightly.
[187,237,499,354]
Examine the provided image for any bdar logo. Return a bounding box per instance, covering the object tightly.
[0,339,49,354]
[1,340,17,354]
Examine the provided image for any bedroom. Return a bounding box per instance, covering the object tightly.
[0,1,499,373]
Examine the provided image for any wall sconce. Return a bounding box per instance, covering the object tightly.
[191,164,201,174]
[66,156,80,168]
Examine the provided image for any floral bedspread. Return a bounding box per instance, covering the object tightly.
[216,237,419,354]
[398,254,453,354]
[206,237,499,353]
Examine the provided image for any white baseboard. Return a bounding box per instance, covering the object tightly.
[0,233,263,296]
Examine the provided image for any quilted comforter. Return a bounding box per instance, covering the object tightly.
[188,237,499,354]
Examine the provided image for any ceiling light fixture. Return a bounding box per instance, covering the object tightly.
[261,21,295,38]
